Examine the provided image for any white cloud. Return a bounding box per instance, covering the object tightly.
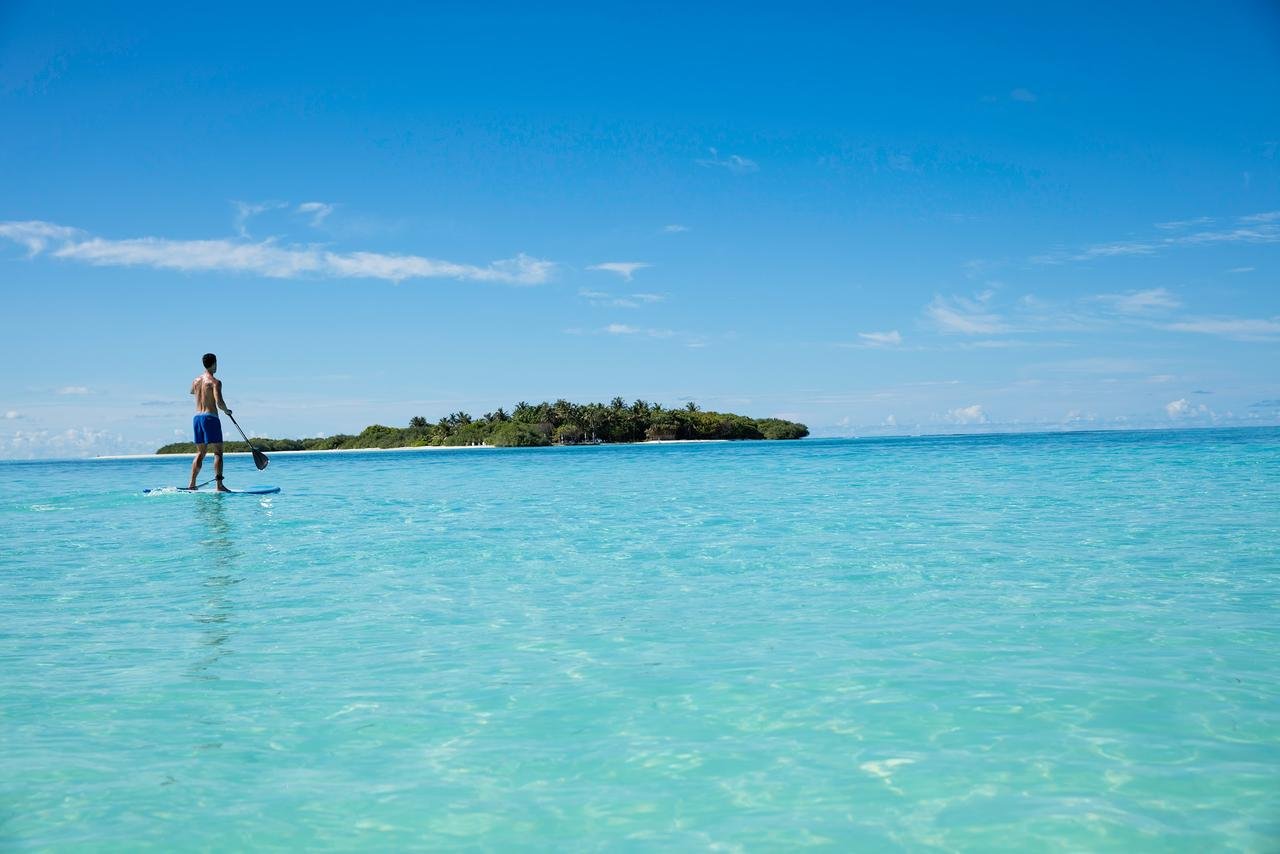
[1164,398,1213,419]
[883,414,897,427]
[925,295,1009,334]
[661,224,689,233]
[1035,214,1280,265]
[1097,288,1181,313]
[1155,217,1214,230]
[57,386,90,395]
[1033,241,1157,264]
[1228,266,1255,273]
[4,411,21,419]
[0,221,81,255]
[858,330,902,347]
[588,261,650,281]
[1010,88,1037,102]
[296,201,336,227]
[946,404,988,424]
[1174,223,1280,246]
[1163,316,1280,341]
[603,323,674,338]
[579,289,665,308]
[1,220,554,285]
[0,426,139,459]
[697,148,759,174]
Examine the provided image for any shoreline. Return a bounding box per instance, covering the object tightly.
[96,438,730,460]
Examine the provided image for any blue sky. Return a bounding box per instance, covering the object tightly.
[1,1,1278,457]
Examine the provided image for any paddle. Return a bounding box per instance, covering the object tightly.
[226,412,270,470]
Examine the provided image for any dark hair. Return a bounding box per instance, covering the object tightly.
[202,353,217,370]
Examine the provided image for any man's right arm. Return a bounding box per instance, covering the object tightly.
[214,379,232,415]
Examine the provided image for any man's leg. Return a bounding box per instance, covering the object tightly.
[213,444,228,491]
[188,444,207,489]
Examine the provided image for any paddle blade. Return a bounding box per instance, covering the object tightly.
[252,449,270,470]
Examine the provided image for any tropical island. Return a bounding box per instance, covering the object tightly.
[156,398,808,453]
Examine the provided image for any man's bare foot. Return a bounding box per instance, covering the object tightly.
[216,485,232,492]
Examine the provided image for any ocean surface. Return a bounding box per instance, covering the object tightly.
[2,429,1278,851]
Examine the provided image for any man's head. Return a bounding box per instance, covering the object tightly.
[202,353,217,372]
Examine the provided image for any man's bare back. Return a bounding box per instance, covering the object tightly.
[191,372,224,414]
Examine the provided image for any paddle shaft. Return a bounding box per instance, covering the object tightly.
[226,412,270,470]
[226,412,255,447]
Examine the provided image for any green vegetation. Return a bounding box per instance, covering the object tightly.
[156,399,807,454]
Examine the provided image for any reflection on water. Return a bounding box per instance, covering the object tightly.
[187,497,242,681]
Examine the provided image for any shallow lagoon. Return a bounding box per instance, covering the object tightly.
[3,429,1278,849]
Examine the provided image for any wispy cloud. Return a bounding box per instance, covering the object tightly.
[232,200,287,237]
[1228,266,1255,274]
[588,261,650,281]
[697,148,759,174]
[925,294,1009,334]
[579,288,665,309]
[0,220,79,255]
[1155,216,1214,230]
[1032,241,1155,264]
[661,224,689,233]
[1162,316,1280,341]
[57,386,90,395]
[1095,288,1181,314]
[603,323,673,338]
[0,219,554,285]
[1239,211,1280,224]
[857,330,903,347]
[4,411,22,419]
[1010,88,1037,102]
[1033,213,1280,264]
[296,201,336,227]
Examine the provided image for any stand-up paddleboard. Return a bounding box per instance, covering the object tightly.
[143,485,281,495]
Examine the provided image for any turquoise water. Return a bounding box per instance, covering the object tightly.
[3,429,1278,850]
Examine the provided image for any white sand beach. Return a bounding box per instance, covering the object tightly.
[97,438,729,460]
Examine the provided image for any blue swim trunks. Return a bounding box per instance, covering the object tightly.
[193,413,224,445]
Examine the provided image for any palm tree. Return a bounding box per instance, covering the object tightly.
[552,398,575,428]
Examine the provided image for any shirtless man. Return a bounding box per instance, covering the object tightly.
[188,353,233,491]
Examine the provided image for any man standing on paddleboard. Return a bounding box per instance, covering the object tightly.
[188,353,233,492]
